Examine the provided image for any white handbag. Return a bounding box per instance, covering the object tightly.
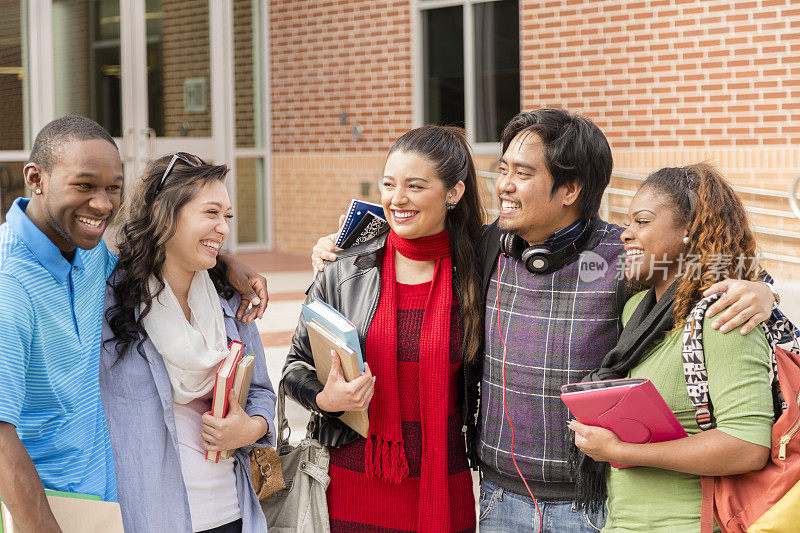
[261,387,330,533]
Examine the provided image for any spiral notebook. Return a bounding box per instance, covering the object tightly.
[334,200,385,247]
[339,211,389,249]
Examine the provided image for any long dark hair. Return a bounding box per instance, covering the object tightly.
[388,125,485,363]
[106,155,231,358]
[640,162,759,328]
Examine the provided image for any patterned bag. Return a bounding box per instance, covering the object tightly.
[249,445,285,500]
[682,293,800,533]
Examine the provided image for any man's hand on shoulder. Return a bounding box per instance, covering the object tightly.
[311,215,346,273]
[703,279,776,335]
[217,254,269,323]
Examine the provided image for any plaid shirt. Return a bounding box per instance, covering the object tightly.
[478,219,626,495]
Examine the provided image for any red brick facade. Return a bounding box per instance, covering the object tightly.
[270,0,414,152]
[519,0,800,149]
[269,0,800,278]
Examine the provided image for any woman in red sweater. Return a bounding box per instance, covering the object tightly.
[283,125,484,532]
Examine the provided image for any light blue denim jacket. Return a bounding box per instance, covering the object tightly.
[100,281,276,532]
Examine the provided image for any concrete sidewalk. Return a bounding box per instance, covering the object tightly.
[235,251,316,444]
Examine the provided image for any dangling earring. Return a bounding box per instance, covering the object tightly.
[683,236,690,245]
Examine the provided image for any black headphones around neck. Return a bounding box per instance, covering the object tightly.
[500,219,594,274]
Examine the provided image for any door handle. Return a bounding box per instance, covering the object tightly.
[139,128,157,161]
[121,128,135,163]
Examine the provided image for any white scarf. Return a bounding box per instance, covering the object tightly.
[141,270,229,404]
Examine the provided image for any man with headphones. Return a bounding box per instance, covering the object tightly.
[311,108,778,532]
[467,108,778,532]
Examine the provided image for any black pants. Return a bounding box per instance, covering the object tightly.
[197,518,243,533]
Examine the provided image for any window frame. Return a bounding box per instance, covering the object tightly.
[412,0,516,155]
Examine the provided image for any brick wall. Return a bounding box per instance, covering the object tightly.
[517,0,800,279]
[269,0,413,152]
[270,0,414,252]
[269,0,800,280]
[519,0,800,149]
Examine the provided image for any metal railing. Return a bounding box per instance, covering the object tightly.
[479,170,501,217]
[479,168,800,266]
[790,173,800,220]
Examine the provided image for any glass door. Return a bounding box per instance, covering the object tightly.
[0,0,271,248]
[0,0,30,220]
[52,0,218,181]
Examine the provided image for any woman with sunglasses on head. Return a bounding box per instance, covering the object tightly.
[283,125,483,532]
[100,153,276,533]
[570,163,773,532]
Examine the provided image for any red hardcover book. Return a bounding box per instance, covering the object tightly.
[205,340,244,462]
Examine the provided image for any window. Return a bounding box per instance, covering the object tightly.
[418,0,519,146]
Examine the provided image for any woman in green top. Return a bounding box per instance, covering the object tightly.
[570,163,773,532]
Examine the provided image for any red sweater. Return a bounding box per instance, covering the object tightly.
[327,281,476,532]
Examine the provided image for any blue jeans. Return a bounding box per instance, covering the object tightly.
[479,480,606,533]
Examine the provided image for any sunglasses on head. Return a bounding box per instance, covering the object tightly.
[153,152,207,197]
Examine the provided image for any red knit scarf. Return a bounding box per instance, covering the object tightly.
[364,229,453,532]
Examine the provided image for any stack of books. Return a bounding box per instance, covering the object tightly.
[206,340,255,462]
[302,300,369,437]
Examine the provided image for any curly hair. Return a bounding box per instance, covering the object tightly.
[640,162,759,328]
[388,125,485,364]
[105,155,231,358]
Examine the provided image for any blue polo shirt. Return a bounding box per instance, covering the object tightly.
[0,198,117,501]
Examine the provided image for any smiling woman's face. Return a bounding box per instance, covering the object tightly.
[380,151,452,240]
[163,180,232,275]
[620,185,690,287]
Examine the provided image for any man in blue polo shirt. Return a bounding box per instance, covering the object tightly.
[0,116,123,530]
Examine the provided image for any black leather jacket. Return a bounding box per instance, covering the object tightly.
[282,229,476,457]
[281,232,387,447]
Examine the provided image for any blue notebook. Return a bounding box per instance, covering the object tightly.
[334,200,385,247]
[302,299,365,371]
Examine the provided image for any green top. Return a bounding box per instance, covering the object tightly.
[603,291,773,533]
